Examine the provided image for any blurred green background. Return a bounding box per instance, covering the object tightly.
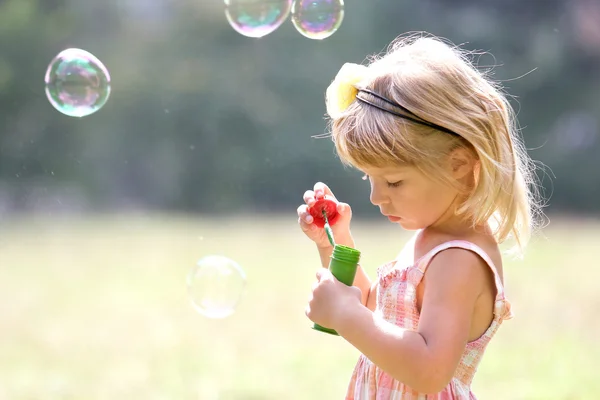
[1,0,599,399]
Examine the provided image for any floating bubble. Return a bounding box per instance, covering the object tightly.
[291,0,344,40]
[44,48,111,118]
[187,255,247,319]
[225,0,292,38]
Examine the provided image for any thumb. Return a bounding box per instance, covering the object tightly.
[336,202,352,224]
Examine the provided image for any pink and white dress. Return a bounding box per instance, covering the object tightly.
[345,240,513,399]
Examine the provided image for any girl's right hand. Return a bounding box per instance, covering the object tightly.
[297,182,354,249]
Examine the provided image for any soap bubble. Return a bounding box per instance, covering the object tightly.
[44,48,111,118]
[187,255,247,319]
[225,0,292,38]
[291,0,344,40]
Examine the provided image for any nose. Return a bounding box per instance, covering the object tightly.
[369,183,389,206]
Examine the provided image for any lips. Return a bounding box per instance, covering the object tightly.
[387,216,401,222]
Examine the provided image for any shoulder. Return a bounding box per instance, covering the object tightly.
[419,236,501,297]
[416,226,501,270]
[426,246,490,288]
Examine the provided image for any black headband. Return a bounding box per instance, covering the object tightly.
[355,88,461,137]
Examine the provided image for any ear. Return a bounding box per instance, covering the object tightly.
[448,147,476,180]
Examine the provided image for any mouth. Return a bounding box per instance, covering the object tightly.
[384,214,402,222]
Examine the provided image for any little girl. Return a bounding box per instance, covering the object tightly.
[297,32,543,399]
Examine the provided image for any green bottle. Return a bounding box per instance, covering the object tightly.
[312,244,361,336]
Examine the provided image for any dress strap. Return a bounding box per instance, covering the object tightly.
[413,240,513,320]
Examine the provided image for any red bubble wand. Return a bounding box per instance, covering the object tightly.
[308,197,339,247]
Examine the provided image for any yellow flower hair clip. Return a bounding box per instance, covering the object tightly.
[325,62,369,118]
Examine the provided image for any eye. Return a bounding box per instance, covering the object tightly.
[387,180,403,188]
[361,174,369,181]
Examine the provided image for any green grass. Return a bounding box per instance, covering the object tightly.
[0,213,598,399]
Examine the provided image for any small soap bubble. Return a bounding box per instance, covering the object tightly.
[291,0,344,40]
[225,0,292,38]
[44,48,111,118]
[187,255,247,319]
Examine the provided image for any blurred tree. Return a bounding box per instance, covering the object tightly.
[0,0,598,215]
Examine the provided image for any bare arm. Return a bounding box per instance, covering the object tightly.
[334,249,487,393]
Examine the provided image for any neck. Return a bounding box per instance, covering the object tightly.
[427,194,484,237]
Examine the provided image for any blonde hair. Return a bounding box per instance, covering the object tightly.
[326,32,545,256]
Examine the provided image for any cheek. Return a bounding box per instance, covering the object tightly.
[395,184,451,214]
[390,188,420,211]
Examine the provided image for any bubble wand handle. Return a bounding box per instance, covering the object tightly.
[312,211,361,336]
[323,210,336,247]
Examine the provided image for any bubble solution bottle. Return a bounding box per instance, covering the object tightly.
[312,243,361,336]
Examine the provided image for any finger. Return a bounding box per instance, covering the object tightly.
[298,217,317,233]
[298,218,318,234]
[303,190,316,206]
[336,202,352,217]
[313,182,337,201]
[316,268,332,281]
[296,204,314,224]
[350,285,362,300]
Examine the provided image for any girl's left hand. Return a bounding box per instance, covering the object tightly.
[305,268,363,329]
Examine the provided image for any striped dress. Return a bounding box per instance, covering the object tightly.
[345,240,513,399]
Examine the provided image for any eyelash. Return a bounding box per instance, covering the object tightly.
[361,174,403,188]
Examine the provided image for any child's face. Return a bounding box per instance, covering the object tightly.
[360,164,459,231]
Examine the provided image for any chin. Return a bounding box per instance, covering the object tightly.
[400,225,420,232]
[398,220,427,231]
[397,221,417,230]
